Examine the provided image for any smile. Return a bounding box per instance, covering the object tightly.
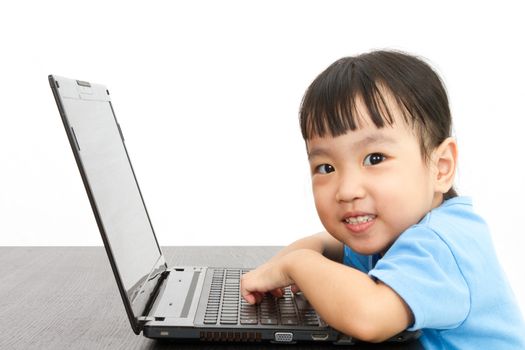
[343,214,376,225]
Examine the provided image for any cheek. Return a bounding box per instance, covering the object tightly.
[312,187,328,214]
[369,173,405,201]
[312,186,335,226]
[380,162,431,195]
[375,168,434,229]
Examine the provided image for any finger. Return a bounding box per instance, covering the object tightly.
[270,288,284,298]
[253,292,264,304]
[240,275,256,302]
[243,293,257,305]
[291,284,301,294]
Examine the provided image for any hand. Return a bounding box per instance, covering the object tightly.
[240,255,295,305]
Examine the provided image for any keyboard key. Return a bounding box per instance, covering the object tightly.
[220,320,238,325]
[305,319,319,326]
[240,317,258,325]
[281,318,298,325]
[260,317,278,325]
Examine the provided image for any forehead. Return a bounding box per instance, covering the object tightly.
[306,110,419,159]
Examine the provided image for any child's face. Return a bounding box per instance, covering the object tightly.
[307,100,443,256]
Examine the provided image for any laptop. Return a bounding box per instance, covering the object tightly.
[48,75,419,345]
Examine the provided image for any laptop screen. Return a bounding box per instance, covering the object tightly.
[52,77,163,308]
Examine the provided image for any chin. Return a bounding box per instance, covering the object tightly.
[346,241,384,256]
[354,247,381,256]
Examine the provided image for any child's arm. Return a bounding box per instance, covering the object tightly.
[240,249,413,343]
[248,232,343,297]
[267,231,343,263]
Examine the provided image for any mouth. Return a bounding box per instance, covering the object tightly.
[342,213,376,234]
[343,214,376,225]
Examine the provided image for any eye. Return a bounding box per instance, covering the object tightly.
[314,164,335,174]
[363,153,386,166]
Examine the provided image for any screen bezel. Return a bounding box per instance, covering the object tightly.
[49,75,167,334]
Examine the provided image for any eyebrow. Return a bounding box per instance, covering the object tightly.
[307,134,396,161]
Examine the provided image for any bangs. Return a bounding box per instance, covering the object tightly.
[300,57,412,140]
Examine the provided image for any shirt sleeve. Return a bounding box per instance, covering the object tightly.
[369,225,470,331]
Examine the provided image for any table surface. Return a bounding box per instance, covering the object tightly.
[0,246,422,350]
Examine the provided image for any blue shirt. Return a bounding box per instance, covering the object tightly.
[343,196,525,349]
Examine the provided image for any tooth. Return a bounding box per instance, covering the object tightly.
[345,215,375,224]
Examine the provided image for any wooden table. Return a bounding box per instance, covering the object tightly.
[0,247,422,349]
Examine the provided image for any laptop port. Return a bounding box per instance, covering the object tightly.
[311,333,329,341]
[274,332,294,342]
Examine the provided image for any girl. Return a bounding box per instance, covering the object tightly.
[241,50,525,349]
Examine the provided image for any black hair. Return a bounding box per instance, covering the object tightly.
[299,50,457,199]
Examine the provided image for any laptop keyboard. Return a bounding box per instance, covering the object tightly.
[203,268,321,327]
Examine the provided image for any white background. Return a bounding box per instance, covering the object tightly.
[1,1,523,313]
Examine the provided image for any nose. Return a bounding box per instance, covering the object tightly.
[335,172,365,203]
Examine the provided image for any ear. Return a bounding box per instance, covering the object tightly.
[432,137,458,194]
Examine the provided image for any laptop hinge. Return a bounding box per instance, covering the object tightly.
[139,269,171,321]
